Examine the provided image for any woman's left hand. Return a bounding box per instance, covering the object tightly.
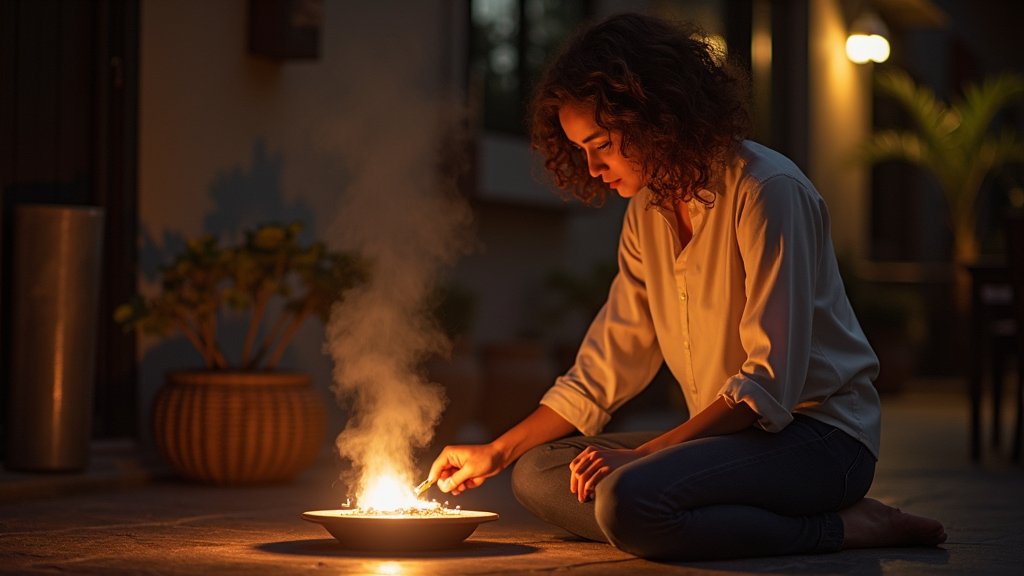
[568,446,644,503]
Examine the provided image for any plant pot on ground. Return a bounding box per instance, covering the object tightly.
[117,222,368,484]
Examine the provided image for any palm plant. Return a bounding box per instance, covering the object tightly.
[858,69,1024,266]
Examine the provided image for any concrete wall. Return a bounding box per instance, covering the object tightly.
[138,0,466,443]
[136,0,629,447]
[806,0,872,263]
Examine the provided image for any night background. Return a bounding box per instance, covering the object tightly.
[0,1,1022,573]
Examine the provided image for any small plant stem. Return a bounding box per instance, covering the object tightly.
[265,308,312,369]
[173,317,214,368]
[241,291,271,366]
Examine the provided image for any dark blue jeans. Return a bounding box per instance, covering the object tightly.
[511,414,875,560]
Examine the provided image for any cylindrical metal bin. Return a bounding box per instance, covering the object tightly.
[5,204,105,471]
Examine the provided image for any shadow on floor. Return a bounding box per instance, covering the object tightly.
[256,538,538,559]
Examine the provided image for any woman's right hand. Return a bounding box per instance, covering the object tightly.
[427,405,577,496]
[428,443,506,496]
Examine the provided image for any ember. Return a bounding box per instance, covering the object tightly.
[341,495,463,517]
[334,504,463,518]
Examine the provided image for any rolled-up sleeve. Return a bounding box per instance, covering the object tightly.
[719,374,792,432]
[541,201,664,436]
[717,175,824,432]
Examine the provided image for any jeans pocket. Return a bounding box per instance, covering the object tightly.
[839,444,876,509]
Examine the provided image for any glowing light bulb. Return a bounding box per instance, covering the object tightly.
[846,34,890,64]
[846,11,890,64]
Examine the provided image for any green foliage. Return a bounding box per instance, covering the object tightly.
[857,69,1024,263]
[115,222,368,370]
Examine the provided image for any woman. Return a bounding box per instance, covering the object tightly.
[427,12,946,560]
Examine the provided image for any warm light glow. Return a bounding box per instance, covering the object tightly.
[846,10,890,64]
[358,471,434,512]
[376,562,403,575]
[706,33,728,62]
[752,27,771,69]
[846,34,890,64]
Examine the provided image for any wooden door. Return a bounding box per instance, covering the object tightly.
[0,0,139,448]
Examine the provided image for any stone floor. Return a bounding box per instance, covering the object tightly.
[1,384,1022,575]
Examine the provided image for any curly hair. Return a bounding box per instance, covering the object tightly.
[529,13,751,208]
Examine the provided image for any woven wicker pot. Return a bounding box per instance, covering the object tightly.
[153,371,326,485]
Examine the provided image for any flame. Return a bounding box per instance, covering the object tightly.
[359,473,422,511]
[353,462,436,513]
[375,563,402,575]
[340,424,441,513]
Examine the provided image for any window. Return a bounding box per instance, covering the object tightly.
[469,0,590,134]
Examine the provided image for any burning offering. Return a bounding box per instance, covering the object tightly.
[316,81,482,551]
[303,473,498,550]
[302,509,498,551]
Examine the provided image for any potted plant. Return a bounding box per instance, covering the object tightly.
[857,69,1024,309]
[116,222,368,485]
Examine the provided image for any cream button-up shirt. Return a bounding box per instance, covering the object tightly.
[541,140,881,457]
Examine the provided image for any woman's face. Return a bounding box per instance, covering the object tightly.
[558,102,645,199]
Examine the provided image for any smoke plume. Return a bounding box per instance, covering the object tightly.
[322,70,473,500]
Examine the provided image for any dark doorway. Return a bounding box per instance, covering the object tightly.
[0,0,140,451]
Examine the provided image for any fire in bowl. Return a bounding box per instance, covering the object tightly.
[302,509,499,551]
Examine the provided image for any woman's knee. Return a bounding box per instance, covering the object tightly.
[510,449,535,507]
[594,468,665,557]
[511,444,562,511]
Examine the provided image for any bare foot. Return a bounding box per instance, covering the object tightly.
[839,498,947,549]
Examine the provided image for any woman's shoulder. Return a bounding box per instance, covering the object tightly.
[726,141,820,204]
[734,141,812,187]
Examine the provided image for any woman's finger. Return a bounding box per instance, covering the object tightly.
[569,447,595,493]
[577,455,602,477]
[573,458,603,502]
[581,466,610,501]
[569,447,595,473]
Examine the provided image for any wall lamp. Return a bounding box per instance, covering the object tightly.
[846,10,890,64]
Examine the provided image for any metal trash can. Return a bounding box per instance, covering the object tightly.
[5,204,105,472]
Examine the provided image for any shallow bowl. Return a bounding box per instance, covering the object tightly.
[301,509,499,551]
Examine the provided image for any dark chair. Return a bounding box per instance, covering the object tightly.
[1004,212,1024,462]
[967,259,1015,461]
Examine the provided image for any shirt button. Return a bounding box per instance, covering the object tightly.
[679,291,687,301]
[683,340,690,349]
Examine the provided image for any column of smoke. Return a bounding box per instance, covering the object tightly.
[323,90,473,502]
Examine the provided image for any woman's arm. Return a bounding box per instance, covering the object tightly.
[719,175,826,431]
[539,198,665,437]
[430,405,576,494]
[492,405,578,465]
[569,397,757,501]
[636,396,756,454]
